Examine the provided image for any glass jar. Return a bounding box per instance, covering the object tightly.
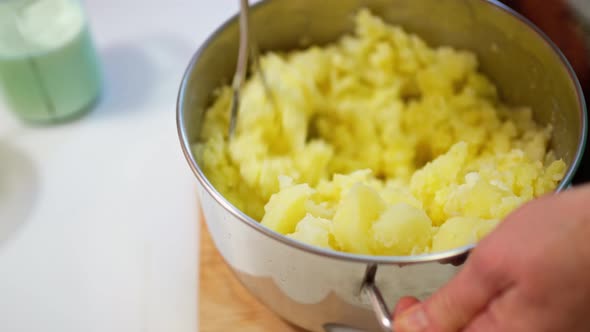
[0,0,102,124]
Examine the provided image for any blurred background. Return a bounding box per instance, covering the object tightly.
[0,0,588,331]
[0,0,232,331]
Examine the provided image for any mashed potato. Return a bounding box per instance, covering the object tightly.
[195,10,566,255]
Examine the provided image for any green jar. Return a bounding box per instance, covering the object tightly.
[0,0,102,124]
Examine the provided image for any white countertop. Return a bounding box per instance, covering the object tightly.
[0,1,243,331]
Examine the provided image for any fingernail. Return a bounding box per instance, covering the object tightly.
[395,305,429,332]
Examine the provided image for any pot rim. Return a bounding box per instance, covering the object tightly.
[177,0,588,265]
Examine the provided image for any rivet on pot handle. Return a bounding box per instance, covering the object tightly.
[361,264,394,332]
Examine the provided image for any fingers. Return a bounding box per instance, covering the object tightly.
[393,249,512,332]
[393,296,420,317]
[462,311,498,332]
[463,287,522,332]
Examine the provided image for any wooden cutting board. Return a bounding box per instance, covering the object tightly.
[198,212,306,332]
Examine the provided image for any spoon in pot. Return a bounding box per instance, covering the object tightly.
[228,0,249,137]
[228,0,274,138]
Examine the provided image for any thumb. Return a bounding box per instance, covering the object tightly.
[393,251,510,332]
[393,296,421,317]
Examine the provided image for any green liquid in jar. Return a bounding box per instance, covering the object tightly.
[0,0,102,123]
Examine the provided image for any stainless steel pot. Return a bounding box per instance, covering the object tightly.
[177,1,587,331]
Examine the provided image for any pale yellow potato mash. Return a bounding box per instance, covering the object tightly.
[195,10,566,255]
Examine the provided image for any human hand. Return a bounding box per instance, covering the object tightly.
[392,184,590,332]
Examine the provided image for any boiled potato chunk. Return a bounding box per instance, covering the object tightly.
[371,203,432,255]
[410,142,469,225]
[332,183,385,254]
[287,215,333,249]
[379,184,423,209]
[432,217,499,252]
[444,173,511,220]
[261,183,314,234]
[304,199,335,220]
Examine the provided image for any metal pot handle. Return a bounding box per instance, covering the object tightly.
[362,280,393,331]
[361,264,394,332]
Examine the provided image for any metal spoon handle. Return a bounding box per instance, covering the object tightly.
[229,0,250,137]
